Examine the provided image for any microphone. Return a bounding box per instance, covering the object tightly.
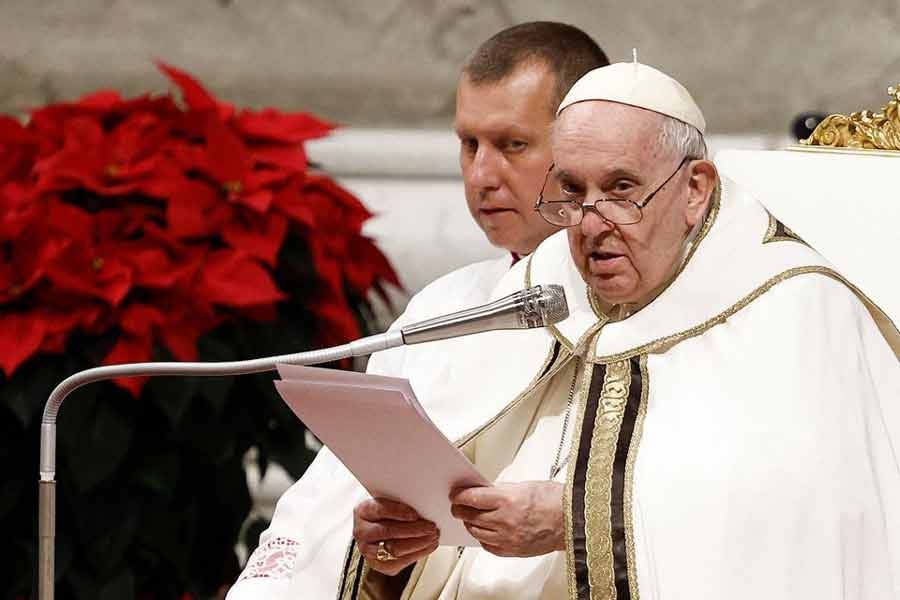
[36,284,567,600]
[401,283,568,344]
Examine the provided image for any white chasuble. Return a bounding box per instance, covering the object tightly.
[338,177,899,600]
[227,255,520,600]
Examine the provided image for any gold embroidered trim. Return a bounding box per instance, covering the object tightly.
[337,544,363,600]
[339,346,566,598]
[336,542,355,599]
[525,253,576,353]
[818,270,900,357]
[592,266,900,364]
[679,180,721,275]
[564,357,595,600]
[624,356,649,600]
[762,212,806,245]
[584,359,632,599]
[452,341,569,450]
[525,253,610,354]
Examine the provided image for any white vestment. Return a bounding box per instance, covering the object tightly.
[227,254,514,599]
[332,178,900,599]
[231,176,899,599]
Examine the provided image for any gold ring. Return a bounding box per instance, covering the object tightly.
[375,540,396,561]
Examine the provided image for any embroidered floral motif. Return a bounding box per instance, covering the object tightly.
[237,536,300,581]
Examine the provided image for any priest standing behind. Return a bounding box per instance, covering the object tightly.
[226,22,609,599]
[342,63,900,598]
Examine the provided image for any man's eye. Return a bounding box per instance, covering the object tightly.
[461,138,478,153]
[560,183,582,197]
[612,180,634,194]
[506,140,527,152]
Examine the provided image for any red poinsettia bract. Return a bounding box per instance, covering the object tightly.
[0,62,398,394]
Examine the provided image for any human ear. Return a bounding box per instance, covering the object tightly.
[684,160,718,227]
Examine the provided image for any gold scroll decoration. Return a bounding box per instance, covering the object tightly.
[801,84,900,151]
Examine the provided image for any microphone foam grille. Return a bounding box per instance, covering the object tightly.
[540,285,569,324]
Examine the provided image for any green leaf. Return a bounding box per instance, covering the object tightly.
[196,375,235,417]
[145,375,197,430]
[58,385,135,493]
[68,568,135,600]
[0,477,23,519]
[194,328,242,416]
[0,538,35,595]
[68,574,99,600]
[186,413,238,467]
[131,450,181,501]
[0,374,33,428]
[98,570,135,600]
[55,534,75,585]
[0,357,71,429]
[134,503,192,582]
[73,492,140,576]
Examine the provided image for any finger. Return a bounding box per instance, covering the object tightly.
[362,539,440,575]
[355,519,438,543]
[449,486,500,510]
[465,522,501,546]
[360,547,415,576]
[450,504,494,524]
[396,539,440,564]
[385,532,440,558]
[356,498,422,522]
[480,542,513,558]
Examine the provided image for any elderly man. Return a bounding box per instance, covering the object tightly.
[227,22,608,599]
[340,63,900,599]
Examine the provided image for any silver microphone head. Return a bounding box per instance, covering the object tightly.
[539,284,569,324]
[518,284,569,328]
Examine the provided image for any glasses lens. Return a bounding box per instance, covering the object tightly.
[595,200,642,225]
[538,201,582,226]
[537,168,583,226]
[537,168,644,226]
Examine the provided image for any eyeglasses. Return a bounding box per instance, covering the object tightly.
[534,156,691,227]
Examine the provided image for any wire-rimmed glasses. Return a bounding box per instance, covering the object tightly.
[534,156,690,227]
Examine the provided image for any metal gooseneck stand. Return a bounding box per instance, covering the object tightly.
[36,284,565,599]
[36,333,402,600]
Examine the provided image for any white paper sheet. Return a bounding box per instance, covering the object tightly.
[274,363,489,546]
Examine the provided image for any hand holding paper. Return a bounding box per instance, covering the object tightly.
[450,481,566,557]
[352,497,440,575]
[274,364,489,547]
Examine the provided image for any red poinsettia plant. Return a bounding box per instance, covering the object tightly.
[0,62,397,395]
[0,64,399,599]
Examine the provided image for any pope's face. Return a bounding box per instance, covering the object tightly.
[553,101,712,306]
[455,63,561,255]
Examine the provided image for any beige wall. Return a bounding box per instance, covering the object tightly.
[1,0,898,134]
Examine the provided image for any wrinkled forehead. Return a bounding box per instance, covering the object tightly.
[552,101,668,174]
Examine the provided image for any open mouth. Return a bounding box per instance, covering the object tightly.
[588,251,626,274]
[591,251,623,261]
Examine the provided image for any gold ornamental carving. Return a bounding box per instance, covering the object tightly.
[801,84,900,151]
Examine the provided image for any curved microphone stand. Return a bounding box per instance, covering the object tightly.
[37,332,402,600]
[36,284,566,600]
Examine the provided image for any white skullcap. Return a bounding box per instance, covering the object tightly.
[557,62,706,134]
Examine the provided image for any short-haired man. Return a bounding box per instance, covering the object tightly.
[227,22,608,599]
[343,63,900,598]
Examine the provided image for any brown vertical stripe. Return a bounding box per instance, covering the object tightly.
[349,554,364,599]
[609,356,643,599]
[336,540,356,598]
[571,363,607,599]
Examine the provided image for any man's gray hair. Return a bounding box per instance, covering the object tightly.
[658,115,707,160]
